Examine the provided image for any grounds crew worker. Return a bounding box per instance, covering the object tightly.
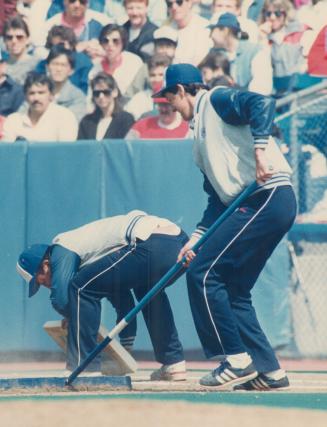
[153,63,297,391]
[17,211,188,380]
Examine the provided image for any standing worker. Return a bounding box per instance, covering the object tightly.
[153,63,297,390]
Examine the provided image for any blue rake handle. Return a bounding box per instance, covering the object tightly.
[66,181,257,385]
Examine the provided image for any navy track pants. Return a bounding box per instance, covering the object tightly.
[187,186,297,373]
[67,231,188,371]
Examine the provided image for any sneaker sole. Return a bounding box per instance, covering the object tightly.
[150,372,187,382]
[235,383,291,392]
[200,371,258,390]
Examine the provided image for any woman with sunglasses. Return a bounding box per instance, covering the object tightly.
[259,0,310,97]
[89,23,144,97]
[78,72,134,140]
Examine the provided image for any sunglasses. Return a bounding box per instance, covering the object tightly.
[93,89,113,98]
[68,0,87,4]
[166,0,185,8]
[4,34,26,41]
[264,10,286,18]
[100,36,122,46]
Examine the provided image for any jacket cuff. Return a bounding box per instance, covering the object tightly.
[254,136,269,149]
[192,228,206,240]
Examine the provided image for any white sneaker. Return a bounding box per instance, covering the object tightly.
[150,361,186,381]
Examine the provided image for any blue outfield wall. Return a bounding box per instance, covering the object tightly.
[0,139,291,354]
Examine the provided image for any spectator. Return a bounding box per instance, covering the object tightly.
[209,12,273,94]
[259,0,309,96]
[2,72,78,142]
[126,25,178,98]
[2,15,39,85]
[78,72,134,140]
[125,54,172,119]
[126,92,189,139]
[198,49,234,87]
[47,0,107,18]
[0,0,18,36]
[307,23,327,77]
[123,0,158,61]
[153,25,178,60]
[46,45,86,121]
[165,0,212,65]
[0,48,24,116]
[105,0,168,27]
[89,24,144,96]
[35,25,92,94]
[39,0,110,59]
[210,0,260,42]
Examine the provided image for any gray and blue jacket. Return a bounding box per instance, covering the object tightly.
[192,86,292,237]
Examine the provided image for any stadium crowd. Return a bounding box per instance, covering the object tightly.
[0,0,326,142]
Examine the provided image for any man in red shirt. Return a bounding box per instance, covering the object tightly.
[125,95,190,139]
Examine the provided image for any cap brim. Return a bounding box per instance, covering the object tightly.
[28,276,40,298]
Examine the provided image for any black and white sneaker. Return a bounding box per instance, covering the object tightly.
[234,373,290,391]
[199,361,257,389]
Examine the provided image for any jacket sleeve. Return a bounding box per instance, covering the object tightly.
[193,173,227,239]
[49,245,81,318]
[209,87,276,149]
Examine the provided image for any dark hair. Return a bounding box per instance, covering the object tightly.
[99,24,128,50]
[46,45,75,69]
[225,26,249,40]
[209,75,234,89]
[45,25,77,50]
[146,54,172,71]
[3,15,30,37]
[198,50,231,76]
[154,38,177,48]
[166,82,209,96]
[90,72,123,114]
[23,72,54,94]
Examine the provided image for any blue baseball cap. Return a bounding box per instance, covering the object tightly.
[16,244,49,297]
[208,12,241,32]
[152,63,203,98]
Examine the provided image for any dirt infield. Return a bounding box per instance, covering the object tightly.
[1,399,327,427]
[1,360,327,427]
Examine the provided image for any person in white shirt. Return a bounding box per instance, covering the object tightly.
[164,0,213,65]
[2,72,78,142]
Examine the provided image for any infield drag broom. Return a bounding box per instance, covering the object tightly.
[66,181,258,386]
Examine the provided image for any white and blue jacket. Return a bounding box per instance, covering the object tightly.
[192,86,292,237]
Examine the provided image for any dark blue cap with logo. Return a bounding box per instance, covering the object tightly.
[16,244,49,297]
[208,12,241,32]
[152,63,203,98]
